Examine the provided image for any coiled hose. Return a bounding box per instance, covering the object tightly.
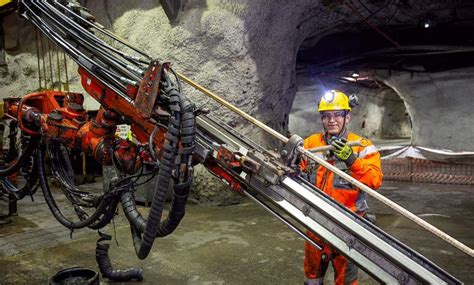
[95,232,143,281]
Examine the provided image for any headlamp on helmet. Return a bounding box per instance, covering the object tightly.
[318,90,352,112]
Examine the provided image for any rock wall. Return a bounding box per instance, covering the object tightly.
[378,68,474,152]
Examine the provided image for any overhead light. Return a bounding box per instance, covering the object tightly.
[422,19,434,29]
[352,72,359,78]
[341,76,357,82]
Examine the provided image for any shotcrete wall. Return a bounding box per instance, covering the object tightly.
[378,68,474,152]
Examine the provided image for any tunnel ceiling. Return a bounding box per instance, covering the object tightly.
[297,2,474,75]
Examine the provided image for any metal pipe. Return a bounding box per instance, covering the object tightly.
[307,139,366,153]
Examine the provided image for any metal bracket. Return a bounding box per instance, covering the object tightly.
[280,134,303,168]
[134,60,162,118]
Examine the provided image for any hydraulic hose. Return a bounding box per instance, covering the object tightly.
[134,88,181,259]
[95,232,143,282]
[121,85,195,259]
[22,4,131,100]
[37,144,112,229]
[121,94,195,236]
[120,178,193,237]
[155,94,195,237]
[0,160,38,201]
[47,142,121,230]
[54,0,152,60]
[120,191,146,233]
[0,134,39,177]
[34,1,141,83]
[87,196,121,230]
[48,143,99,207]
[155,180,192,237]
[0,134,39,200]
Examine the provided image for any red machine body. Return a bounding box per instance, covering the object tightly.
[3,67,158,174]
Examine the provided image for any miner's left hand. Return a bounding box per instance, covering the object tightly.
[331,138,356,165]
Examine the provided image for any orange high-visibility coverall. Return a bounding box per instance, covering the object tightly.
[302,132,382,285]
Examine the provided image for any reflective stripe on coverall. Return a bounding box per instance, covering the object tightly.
[301,132,383,284]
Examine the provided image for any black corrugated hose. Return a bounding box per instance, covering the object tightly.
[121,83,196,259]
[87,196,121,230]
[156,94,195,237]
[95,232,143,281]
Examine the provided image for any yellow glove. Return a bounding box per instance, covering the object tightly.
[331,137,356,165]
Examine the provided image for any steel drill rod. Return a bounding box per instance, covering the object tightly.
[177,72,289,142]
[307,140,364,153]
[178,71,474,258]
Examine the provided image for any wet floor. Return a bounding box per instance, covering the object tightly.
[0,180,473,284]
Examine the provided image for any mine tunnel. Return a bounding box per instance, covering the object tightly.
[0,1,473,284]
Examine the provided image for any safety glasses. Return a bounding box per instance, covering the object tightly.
[320,111,346,121]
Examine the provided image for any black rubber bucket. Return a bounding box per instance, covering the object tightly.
[49,267,99,285]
